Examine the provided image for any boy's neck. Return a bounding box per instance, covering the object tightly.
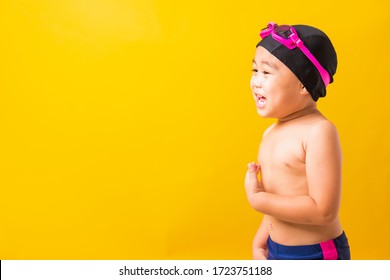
[277,105,319,123]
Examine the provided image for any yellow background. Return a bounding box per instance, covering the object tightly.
[0,0,389,259]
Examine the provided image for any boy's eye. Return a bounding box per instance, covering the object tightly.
[251,69,258,73]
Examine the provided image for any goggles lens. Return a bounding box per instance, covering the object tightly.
[274,25,292,39]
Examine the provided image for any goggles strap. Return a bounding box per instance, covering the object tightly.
[297,44,330,86]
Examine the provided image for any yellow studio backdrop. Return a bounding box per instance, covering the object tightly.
[0,0,389,259]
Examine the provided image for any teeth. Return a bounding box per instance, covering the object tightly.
[256,95,266,107]
[254,91,266,107]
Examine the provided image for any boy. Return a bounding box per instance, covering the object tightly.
[245,22,350,260]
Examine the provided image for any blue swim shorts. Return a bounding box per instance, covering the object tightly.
[267,231,350,260]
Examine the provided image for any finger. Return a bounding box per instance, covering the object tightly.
[247,162,257,170]
[248,162,261,174]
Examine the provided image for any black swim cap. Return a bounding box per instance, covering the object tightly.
[256,24,337,101]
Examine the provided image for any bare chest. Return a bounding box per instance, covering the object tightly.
[258,127,308,194]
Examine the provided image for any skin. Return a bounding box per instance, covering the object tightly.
[245,46,343,260]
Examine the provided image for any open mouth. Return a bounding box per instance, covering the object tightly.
[255,93,266,107]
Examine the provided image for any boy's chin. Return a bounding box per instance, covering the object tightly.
[256,108,270,118]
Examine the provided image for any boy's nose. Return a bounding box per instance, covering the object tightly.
[251,75,262,88]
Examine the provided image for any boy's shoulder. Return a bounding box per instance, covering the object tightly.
[307,118,338,137]
[304,118,340,149]
[262,115,339,144]
[292,110,338,138]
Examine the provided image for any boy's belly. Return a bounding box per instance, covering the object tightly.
[260,160,343,245]
[265,215,343,246]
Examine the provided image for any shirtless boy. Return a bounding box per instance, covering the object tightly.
[245,22,350,260]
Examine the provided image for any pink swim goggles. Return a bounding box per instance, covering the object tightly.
[260,22,330,86]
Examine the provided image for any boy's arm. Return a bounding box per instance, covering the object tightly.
[252,218,269,260]
[246,121,342,225]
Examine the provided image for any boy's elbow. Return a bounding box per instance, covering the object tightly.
[316,208,338,225]
[248,194,264,213]
[308,196,340,225]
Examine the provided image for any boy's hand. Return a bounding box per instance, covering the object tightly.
[245,162,264,198]
[253,248,268,260]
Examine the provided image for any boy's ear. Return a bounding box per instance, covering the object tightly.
[299,85,310,96]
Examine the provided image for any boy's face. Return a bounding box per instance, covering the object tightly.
[250,46,308,119]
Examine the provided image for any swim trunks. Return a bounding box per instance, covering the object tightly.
[267,231,350,260]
